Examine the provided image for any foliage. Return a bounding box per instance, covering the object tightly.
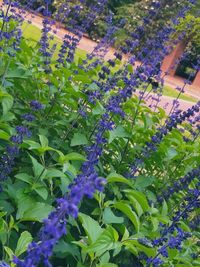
[0,1,199,267]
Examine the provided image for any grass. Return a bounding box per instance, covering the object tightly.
[21,22,198,103]
[21,22,87,62]
[162,85,197,102]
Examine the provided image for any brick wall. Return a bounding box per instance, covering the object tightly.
[161,41,187,76]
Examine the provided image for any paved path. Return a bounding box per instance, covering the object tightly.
[0,1,199,113]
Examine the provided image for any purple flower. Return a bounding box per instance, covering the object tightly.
[21,113,36,122]
[10,135,23,144]
[30,100,43,111]
[15,126,32,137]
[147,257,164,267]
[0,262,10,267]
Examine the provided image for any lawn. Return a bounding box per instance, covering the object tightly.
[21,22,87,62]
[21,22,197,103]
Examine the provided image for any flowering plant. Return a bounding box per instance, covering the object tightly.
[0,0,199,266]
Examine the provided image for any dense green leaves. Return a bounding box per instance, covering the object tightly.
[0,8,199,267]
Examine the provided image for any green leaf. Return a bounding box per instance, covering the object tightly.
[54,240,80,260]
[102,207,124,224]
[151,217,159,232]
[125,194,143,217]
[24,140,41,149]
[39,135,49,147]
[123,239,156,257]
[6,68,31,79]
[161,200,168,216]
[70,133,88,146]
[33,185,48,200]
[45,168,66,179]
[108,126,129,143]
[59,152,86,162]
[174,257,193,266]
[92,101,105,115]
[123,190,149,212]
[134,176,156,189]
[97,264,118,267]
[86,226,120,256]
[4,246,14,260]
[21,202,53,222]
[15,173,33,184]
[74,75,91,83]
[166,147,178,160]
[114,202,140,232]
[2,96,13,115]
[15,231,32,256]
[79,213,103,244]
[88,82,99,91]
[127,64,133,73]
[0,130,9,140]
[107,173,133,187]
[30,156,46,179]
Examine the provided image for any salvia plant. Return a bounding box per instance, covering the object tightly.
[0,0,199,267]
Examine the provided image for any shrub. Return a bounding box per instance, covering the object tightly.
[0,0,199,267]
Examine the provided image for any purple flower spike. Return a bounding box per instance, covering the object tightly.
[0,261,10,267]
[30,100,43,111]
[21,113,36,122]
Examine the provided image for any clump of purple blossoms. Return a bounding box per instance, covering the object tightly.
[0,100,43,184]
[0,261,10,267]
[7,0,198,266]
[157,167,200,202]
[30,100,43,111]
